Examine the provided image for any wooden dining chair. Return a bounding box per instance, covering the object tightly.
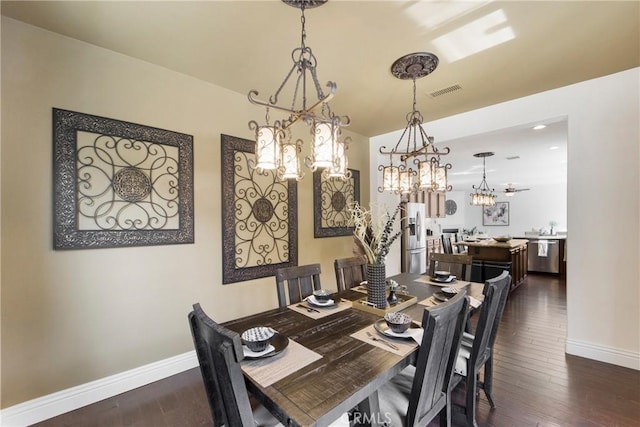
[461,269,511,407]
[377,291,470,427]
[429,252,474,282]
[449,270,511,427]
[188,303,282,427]
[441,234,454,254]
[334,256,367,292]
[275,263,322,308]
[454,233,467,254]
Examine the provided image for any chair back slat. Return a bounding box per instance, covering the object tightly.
[407,291,470,426]
[487,270,511,350]
[275,263,322,307]
[334,256,367,292]
[188,303,255,427]
[429,252,473,281]
[470,270,510,371]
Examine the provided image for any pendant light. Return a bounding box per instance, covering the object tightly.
[470,152,497,206]
[247,0,351,181]
[378,53,451,194]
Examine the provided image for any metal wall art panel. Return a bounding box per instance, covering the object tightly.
[221,134,298,284]
[53,108,194,249]
[313,169,360,238]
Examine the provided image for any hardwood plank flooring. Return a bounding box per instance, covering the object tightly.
[32,274,640,427]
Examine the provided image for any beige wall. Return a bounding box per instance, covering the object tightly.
[0,17,369,407]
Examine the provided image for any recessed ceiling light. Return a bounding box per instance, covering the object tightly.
[533,124,546,130]
[549,146,559,150]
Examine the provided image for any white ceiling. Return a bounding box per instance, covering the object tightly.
[1,0,635,188]
[437,117,568,191]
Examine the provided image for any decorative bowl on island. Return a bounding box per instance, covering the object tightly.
[493,236,512,242]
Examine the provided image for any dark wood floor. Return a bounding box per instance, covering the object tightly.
[33,274,640,427]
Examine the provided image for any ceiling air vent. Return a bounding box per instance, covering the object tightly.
[429,84,462,98]
[506,156,520,160]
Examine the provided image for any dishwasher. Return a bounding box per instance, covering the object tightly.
[527,239,560,273]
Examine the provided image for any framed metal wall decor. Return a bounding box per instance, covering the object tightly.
[483,201,510,226]
[313,169,360,238]
[53,108,194,249]
[221,134,298,284]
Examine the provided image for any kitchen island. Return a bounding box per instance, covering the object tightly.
[454,238,528,294]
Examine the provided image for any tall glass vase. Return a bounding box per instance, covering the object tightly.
[366,263,387,309]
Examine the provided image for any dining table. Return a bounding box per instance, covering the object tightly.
[222,272,484,427]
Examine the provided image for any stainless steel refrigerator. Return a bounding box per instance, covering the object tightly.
[402,202,427,274]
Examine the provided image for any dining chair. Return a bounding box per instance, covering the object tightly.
[429,252,474,282]
[449,270,511,427]
[441,234,454,254]
[275,263,322,308]
[334,256,367,292]
[188,303,282,427]
[377,291,470,427]
[454,233,467,254]
[461,269,511,407]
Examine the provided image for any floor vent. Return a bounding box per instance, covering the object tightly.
[430,84,462,98]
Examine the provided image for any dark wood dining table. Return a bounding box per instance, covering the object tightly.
[222,272,484,427]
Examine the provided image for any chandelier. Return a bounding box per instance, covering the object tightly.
[247,0,351,181]
[470,152,497,206]
[378,53,451,195]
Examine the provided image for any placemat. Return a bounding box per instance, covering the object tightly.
[418,294,482,309]
[351,324,418,357]
[351,284,368,293]
[414,275,465,287]
[288,299,352,319]
[241,339,322,387]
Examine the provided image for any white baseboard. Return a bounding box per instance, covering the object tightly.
[566,339,640,370]
[0,350,198,427]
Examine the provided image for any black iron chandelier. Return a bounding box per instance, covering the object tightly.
[378,52,451,195]
[247,0,350,181]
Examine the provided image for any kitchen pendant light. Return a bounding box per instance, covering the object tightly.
[470,152,497,206]
[248,0,351,181]
[378,52,451,194]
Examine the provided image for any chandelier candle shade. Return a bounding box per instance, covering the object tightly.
[379,52,452,195]
[470,152,497,206]
[247,0,351,181]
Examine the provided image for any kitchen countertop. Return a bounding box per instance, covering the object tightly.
[454,238,528,248]
[515,235,567,240]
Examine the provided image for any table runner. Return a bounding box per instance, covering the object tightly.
[288,299,352,319]
[241,339,322,387]
[351,324,418,357]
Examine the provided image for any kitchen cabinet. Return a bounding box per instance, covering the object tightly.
[427,191,446,218]
[407,190,446,218]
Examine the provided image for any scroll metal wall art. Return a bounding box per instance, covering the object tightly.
[53,108,194,249]
[221,134,298,284]
[313,169,360,238]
